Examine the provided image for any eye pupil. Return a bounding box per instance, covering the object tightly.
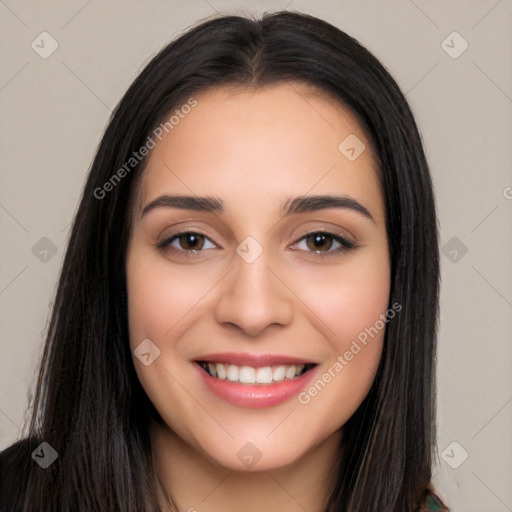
[180,233,203,250]
[307,233,332,251]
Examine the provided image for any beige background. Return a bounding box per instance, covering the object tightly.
[1,1,511,510]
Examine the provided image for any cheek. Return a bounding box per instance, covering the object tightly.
[292,249,391,350]
[323,274,390,351]
[125,250,213,430]
[126,250,216,345]
[292,248,390,411]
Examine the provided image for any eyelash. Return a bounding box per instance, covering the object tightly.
[292,231,357,258]
[156,230,357,259]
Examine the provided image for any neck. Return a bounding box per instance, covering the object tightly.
[151,420,342,512]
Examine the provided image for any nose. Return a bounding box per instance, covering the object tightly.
[214,250,294,337]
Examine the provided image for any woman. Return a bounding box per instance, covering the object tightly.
[0,11,448,511]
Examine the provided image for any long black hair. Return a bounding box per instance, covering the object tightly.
[0,11,440,512]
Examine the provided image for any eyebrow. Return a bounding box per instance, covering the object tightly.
[141,194,374,223]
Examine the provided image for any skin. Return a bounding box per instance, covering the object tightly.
[125,82,390,512]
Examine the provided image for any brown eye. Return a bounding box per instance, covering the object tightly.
[292,231,357,258]
[156,232,216,253]
[177,233,205,251]
[306,233,334,252]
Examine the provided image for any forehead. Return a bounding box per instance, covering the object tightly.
[136,82,384,222]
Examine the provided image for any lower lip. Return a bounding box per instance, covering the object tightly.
[195,363,317,409]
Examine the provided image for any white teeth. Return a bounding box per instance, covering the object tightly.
[285,365,297,379]
[227,365,239,382]
[256,366,273,384]
[204,362,309,385]
[216,363,226,380]
[239,366,256,384]
[272,365,286,382]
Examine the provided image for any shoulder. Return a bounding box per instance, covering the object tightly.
[0,437,41,511]
[418,485,450,511]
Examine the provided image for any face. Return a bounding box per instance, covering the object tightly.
[126,82,390,472]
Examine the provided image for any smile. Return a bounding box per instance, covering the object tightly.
[197,361,315,385]
[194,354,319,408]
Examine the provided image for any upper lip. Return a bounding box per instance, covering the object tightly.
[194,352,317,367]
